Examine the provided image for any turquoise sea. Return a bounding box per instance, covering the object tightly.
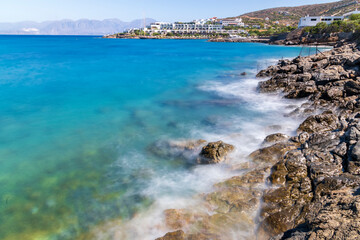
[0,36,326,240]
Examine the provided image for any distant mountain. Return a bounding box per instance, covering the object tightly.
[0,18,156,35]
[230,0,360,26]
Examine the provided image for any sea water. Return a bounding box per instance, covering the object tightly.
[0,36,328,240]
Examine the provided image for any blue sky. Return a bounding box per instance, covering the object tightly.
[1,0,339,22]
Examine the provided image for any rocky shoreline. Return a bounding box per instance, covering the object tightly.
[208,37,270,43]
[154,43,360,239]
[269,29,356,46]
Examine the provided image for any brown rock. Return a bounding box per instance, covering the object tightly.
[197,141,234,164]
[263,133,289,146]
[164,209,193,230]
[344,80,360,96]
[297,111,340,134]
[249,142,298,165]
[155,230,186,240]
[269,161,288,185]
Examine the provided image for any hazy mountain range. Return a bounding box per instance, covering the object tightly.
[0,18,156,35]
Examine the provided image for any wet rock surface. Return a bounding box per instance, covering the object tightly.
[255,43,360,239]
[157,44,360,240]
[197,141,235,164]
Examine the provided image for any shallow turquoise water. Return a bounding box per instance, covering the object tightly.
[0,36,324,239]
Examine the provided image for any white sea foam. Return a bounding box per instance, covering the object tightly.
[95,58,309,240]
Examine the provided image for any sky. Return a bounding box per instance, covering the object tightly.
[0,0,340,23]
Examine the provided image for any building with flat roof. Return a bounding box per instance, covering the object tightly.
[298,16,344,28]
[221,18,244,27]
[142,22,223,34]
[297,9,360,28]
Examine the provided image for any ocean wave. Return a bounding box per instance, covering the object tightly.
[90,59,309,240]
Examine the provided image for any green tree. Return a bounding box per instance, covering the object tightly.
[350,14,360,21]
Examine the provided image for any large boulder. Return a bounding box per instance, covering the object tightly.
[249,142,298,165]
[297,111,340,134]
[197,141,234,164]
[263,133,289,146]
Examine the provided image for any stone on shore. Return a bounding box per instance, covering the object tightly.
[263,133,289,146]
[197,141,235,164]
[248,142,298,165]
[297,111,340,134]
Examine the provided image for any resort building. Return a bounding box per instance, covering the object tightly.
[126,17,249,35]
[221,18,245,27]
[297,9,360,28]
[142,21,224,34]
[298,15,344,28]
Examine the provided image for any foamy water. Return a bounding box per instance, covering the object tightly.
[0,36,331,240]
[92,58,314,240]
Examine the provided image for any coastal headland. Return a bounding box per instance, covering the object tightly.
[152,41,360,239]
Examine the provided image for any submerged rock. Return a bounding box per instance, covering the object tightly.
[197,141,235,164]
[148,139,207,162]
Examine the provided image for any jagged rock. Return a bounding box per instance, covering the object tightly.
[269,161,288,185]
[197,141,234,164]
[249,142,298,165]
[253,44,360,239]
[313,67,340,83]
[344,80,360,96]
[306,131,341,152]
[283,189,360,240]
[297,73,312,82]
[158,44,360,240]
[155,230,186,240]
[333,142,348,157]
[348,141,360,174]
[215,168,269,188]
[164,209,197,230]
[259,206,302,237]
[350,141,360,161]
[297,111,340,134]
[285,82,318,99]
[326,87,343,100]
[279,64,297,73]
[206,168,268,214]
[263,133,289,145]
[205,186,261,214]
[345,125,360,143]
[260,150,313,238]
[285,150,308,183]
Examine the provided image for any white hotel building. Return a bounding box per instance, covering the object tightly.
[143,22,223,34]
[298,16,344,28]
[221,18,245,27]
[298,10,360,28]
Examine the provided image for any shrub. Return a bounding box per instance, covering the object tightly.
[350,14,360,21]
